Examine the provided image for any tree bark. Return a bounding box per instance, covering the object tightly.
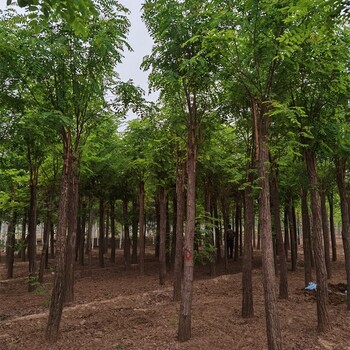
[6,211,16,279]
[46,136,72,342]
[327,192,337,262]
[270,166,288,299]
[257,109,282,350]
[21,213,27,262]
[64,166,79,303]
[320,190,332,278]
[110,200,116,263]
[86,195,93,276]
[98,198,105,268]
[173,158,185,301]
[158,187,167,285]
[301,187,313,287]
[205,181,216,276]
[28,165,39,292]
[39,194,52,284]
[123,197,131,267]
[288,200,297,272]
[139,181,145,275]
[213,198,221,262]
[234,202,240,261]
[242,170,254,318]
[335,158,350,310]
[131,199,138,264]
[178,108,197,342]
[304,149,329,332]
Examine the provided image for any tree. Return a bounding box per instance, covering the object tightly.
[0,2,131,341]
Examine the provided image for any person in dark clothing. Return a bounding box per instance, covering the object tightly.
[226,224,234,259]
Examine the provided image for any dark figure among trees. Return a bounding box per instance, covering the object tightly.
[226,225,234,259]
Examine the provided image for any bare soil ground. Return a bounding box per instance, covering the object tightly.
[1,243,350,350]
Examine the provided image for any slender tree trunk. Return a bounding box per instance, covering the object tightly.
[46,137,72,342]
[173,158,185,301]
[221,194,229,271]
[105,205,109,254]
[256,108,282,350]
[320,190,332,278]
[327,193,337,262]
[242,170,254,318]
[205,181,216,276]
[335,158,350,310]
[86,195,93,276]
[234,202,240,261]
[166,200,171,266]
[39,194,52,284]
[171,193,177,266]
[110,200,116,263]
[178,109,197,342]
[139,181,145,275]
[98,198,105,268]
[159,187,167,285]
[79,200,86,266]
[288,200,297,272]
[131,199,138,264]
[271,166,288,299]
[304,149,329,332]
[28,167,39,292]
[284,208,290,256]
[123,197,131,267]
[6,211,16,279]
[213,198,221,262]
[155,196,160,259]
[301,187,313,287]
[50,222,55,259]
[21,213,27,262]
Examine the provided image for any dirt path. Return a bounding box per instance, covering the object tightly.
[1,247,350,350]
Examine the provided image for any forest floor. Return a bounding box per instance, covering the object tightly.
[1,241,350,350]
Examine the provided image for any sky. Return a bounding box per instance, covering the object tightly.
[117,0,155,97]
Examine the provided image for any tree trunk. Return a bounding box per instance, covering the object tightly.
[327,192,337,262]
[50,222,55,259]
[131,199,138,264]
[221,194,229,271]
[301,187,313,287]
[171,193,177,266]
[304,149,329,332]
[335,158,350,310]
[271,166,288,299]
[213,198,221,262]
[242,170,254,318]
[158,187,167,285]
[86,195,93,276]
[46,137,72,342]
[288,201,297,272]
[98,198,105,268]
[178,109,197,342]
[79,200,86,266]
[256,109,282,350]
[139,181,145,275]
[39,194,52,284]
[28,167,39,292]
[105,205,109,254]
[234,203,240,261]
[6,211,16,279]
[173,158,185,301]
[110,200,116,263]
[320,190,332,278]
[21,213,27,262]
[205,181,216,276]
[123,197,131,267]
